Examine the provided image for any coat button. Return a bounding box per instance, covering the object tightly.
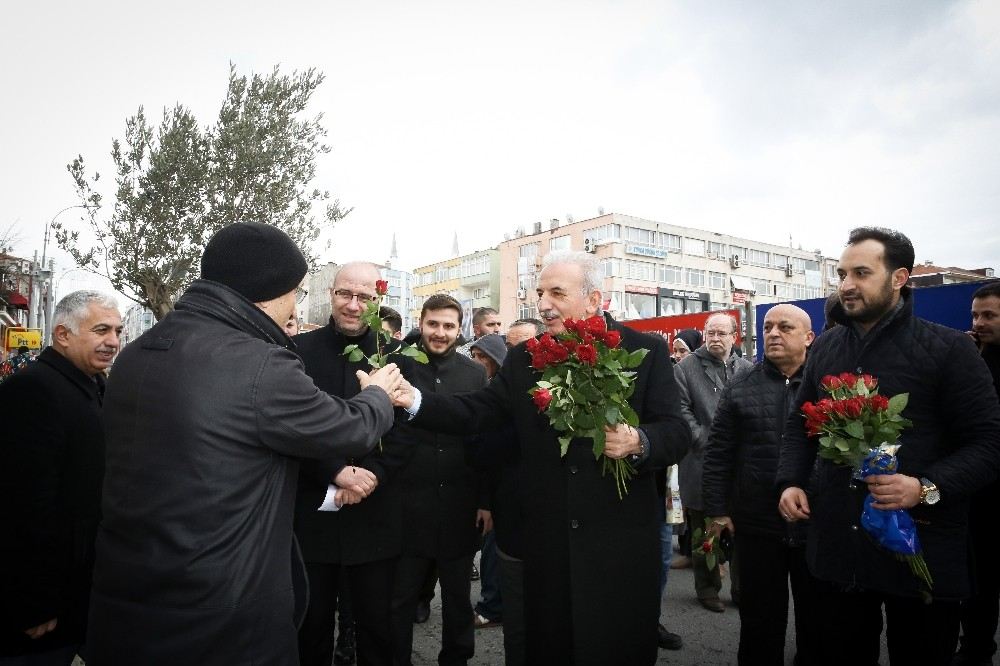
[856,367,863,373]
[436,378,441,384]
[851,525,859,531]
[571,519,580,529]
[569,465,578,474]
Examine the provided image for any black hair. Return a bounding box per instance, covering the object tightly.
[847,227,915,274]
[972,281,1000,301]
[421,293,464,325]
[472,307,499,326]
[378,306,402,334]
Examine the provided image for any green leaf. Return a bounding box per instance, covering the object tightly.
[558,436,573,456]
[705,552,717,571]
[620,402,639,426]
[536,380,553,389]
[833,437,851,452]
[844,421,865,440]
[591,428,606,458]
[605,405,622,424]
[887,393,908,417]
[347,347,365,363]
[625,348,649,368]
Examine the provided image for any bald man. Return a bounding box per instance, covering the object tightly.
[702,304,821,666]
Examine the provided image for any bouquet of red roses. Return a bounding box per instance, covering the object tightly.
[526,315,648,499]
[802,374,931,592]
[801,372,912,469]
[344,279,428,367]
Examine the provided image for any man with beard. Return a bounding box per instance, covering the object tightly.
[777,227,1000,666]
[703,304,821,665]
[396,251,691,666]
[87,224,403,665]
[674,312,752,612]
[953,281,1000,666]
[294,262,413,666]
[390,294,487,666]
[458,307,503,358]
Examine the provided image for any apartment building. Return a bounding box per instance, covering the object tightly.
[497,213,838,326]
[411,249,501,338]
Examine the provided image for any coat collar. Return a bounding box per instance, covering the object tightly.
[175,279,295,349]
[38,346,104,404]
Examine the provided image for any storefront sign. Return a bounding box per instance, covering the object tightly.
[625,244,668,259]
[4,327,42,351]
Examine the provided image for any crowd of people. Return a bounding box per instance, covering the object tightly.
[1,223,999,666]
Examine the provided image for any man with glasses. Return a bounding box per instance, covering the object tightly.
[293,262,413,666]
[674,313,752,612]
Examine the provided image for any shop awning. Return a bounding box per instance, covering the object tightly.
[730,275,756,294]
[5,293,29,309]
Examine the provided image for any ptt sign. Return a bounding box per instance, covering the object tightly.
[4,328,42,351]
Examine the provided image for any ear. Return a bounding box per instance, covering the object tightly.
[804,330,816,347]
[584,290,602,317]
[891,267,910,291]
[52,324,72,348]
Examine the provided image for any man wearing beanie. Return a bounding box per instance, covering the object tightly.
[86,222,404,666]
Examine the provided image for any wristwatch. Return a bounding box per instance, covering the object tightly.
[919,477,941,505]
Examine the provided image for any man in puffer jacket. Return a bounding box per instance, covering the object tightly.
[777,227,1000,666]
[704,303,821,665]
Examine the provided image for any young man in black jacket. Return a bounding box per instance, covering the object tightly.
[704,303,820,665]
[777,228,1000,666]
[389,294,488,666]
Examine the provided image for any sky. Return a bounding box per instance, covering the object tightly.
[2,1,998,308]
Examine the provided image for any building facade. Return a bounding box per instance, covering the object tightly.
[411,249,501,337]
[306,261,417,332]
[497,213,838,328]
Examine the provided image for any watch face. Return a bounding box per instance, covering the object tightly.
[926,488,941,504]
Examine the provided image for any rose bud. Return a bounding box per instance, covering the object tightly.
[701,540,713,553]
[375,279,389,295]
[532,388,553,412]
[604,330,621,348]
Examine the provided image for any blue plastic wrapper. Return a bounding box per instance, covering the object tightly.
[859,443,922,557]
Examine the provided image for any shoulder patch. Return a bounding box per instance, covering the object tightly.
[141,336,174,351]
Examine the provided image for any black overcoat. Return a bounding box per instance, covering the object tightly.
[293,323,412,565]
[398,348,487,560]
[86,280,395,665]
[0,348,105,656]
[411,316,691,665]
[776,295,1000,600]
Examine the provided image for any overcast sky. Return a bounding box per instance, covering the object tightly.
[2,1,997,304]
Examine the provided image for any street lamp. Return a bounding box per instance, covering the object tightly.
[35,204,96,343]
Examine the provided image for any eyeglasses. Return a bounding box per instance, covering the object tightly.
[295,286,309,304]
[704,329,734,338]
[332,289,375,304]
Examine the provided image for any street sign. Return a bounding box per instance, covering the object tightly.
[4,327,42,351]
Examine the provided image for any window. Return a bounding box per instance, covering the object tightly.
[707,241,726,258]
[623,292,657,319]
[660,296,684,315]
[419,272,433,286]
[659,264,682,284]
[791,257,820,273]
[752,277,771,295]
[461,254,490,277]
[746,248,771,267]
[709,271,727,290]
[730,245,746,260]
[773,282,793,298]
[434,266,448,282]
[517,302,537,320]
[472,287,488,299]
[624,260,656,282]
[662,233,682,252]
[683,237,706,256]
[448,265,460,280]
[624,227,657,246]
[600,258,621,278]
[772,253,789,270]
[711,302,730,311]
[549,235,571,252]
[519,243,539,258]
[584,224,621,243]
[686,268,706,287]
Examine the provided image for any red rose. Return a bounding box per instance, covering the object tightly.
[549,344,569,363]
[868,394,890,412]
[816,398,835,414]
[861,374,877,391]
[531,353,549,370]
[532,388,553,412]
[561,338,579,352]
[375,279,389,296]
[575,344,598,366]
[586,316,607,334]
[604,330,621,348]
[580,333,595,346]
[539,333,558,351]
[838,372,858,388]
[562,318,581,334]
[525,337,540,353]
[820,375,843,392]
[701,540,713,554]
[843,397,864,419]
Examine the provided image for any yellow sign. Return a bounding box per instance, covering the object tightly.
[5,328,42,350]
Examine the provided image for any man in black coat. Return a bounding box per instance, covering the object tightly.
[0,291,121,664]
[954,281,1000,665]
[397,251,692,666]
[777,227,1000,666]
[389,294,487,666]
[293,261,413,666]
[703,303,821,665]
[87,224,404,666]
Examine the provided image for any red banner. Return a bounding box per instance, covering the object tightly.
[622,309,743,346]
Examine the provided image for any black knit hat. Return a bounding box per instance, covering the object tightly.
[200,223,309,302]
